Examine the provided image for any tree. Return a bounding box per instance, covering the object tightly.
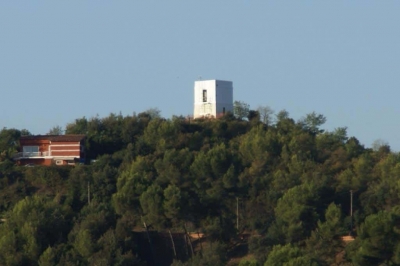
[47,125,64,135]
[0,196,72,265]
[257,106,274,126]
[140,184,165,229]
[347,209,400,265]
[142,107,161,119]
[112,156,153,216]
[247,110,260,122]
[234,101,250,120]
[332,127,348,143]
[372,139,391,157]
[0,128,25,162]
[273,183,319,243]
[74,229,94,259]
[38,246,57,266]
[305,203,346,264]
[163,184,181,225]
[4,107,400,264]
[345,137,365,158]
[65,117,89,134]
[20,129,31,136]
[299,112,326,134]
[372,139,389,151]
[264,244,319,265]
[238,125,280,166]
[275,109,289,122]
[0,128,22,152]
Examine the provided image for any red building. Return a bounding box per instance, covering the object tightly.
[14,135,85,166]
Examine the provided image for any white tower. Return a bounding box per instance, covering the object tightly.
[193,80,233,119]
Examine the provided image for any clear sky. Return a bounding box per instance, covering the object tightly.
[1,2,399,150]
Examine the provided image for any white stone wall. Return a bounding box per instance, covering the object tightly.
[193,80,233,119]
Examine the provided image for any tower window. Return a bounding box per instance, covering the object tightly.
[202,90,207,102]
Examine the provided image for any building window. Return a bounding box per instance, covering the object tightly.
[23,146,39,156]
[203,90,207,102]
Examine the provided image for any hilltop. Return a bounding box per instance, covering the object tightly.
[0,109,399,265]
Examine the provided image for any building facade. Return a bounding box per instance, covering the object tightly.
[193,80,233,119]
[14,135,85,166]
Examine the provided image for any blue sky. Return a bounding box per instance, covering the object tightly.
[1,2,399,150]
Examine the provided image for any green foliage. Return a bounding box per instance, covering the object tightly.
[143,107,161,119]
[0,196,72,265]
[275,109,290,122]
[0,128,30,162]
[305,203,346,264]
[47,125,64,135]
[234,100,250,120]
[74,229,93,258]
[239,125,280,166]
[3,109,400,265]
[299,112,327,134]
[239,258,260,266]
[264,243,318,265]
[38,246,57,266]
[274,183,319,243]
[264,244,302,266]
[163,184,182,224]
[112,156,153,216]
[347,209,400,265]
[140,184,165,229]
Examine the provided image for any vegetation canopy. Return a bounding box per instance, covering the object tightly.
[0,108,397,265]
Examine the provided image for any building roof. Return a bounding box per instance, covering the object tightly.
[20,135,86,142]
[195,79,232,83]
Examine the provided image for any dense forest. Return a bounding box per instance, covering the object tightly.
[1,106,399,266]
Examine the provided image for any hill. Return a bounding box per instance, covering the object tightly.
[1,110,399,265]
